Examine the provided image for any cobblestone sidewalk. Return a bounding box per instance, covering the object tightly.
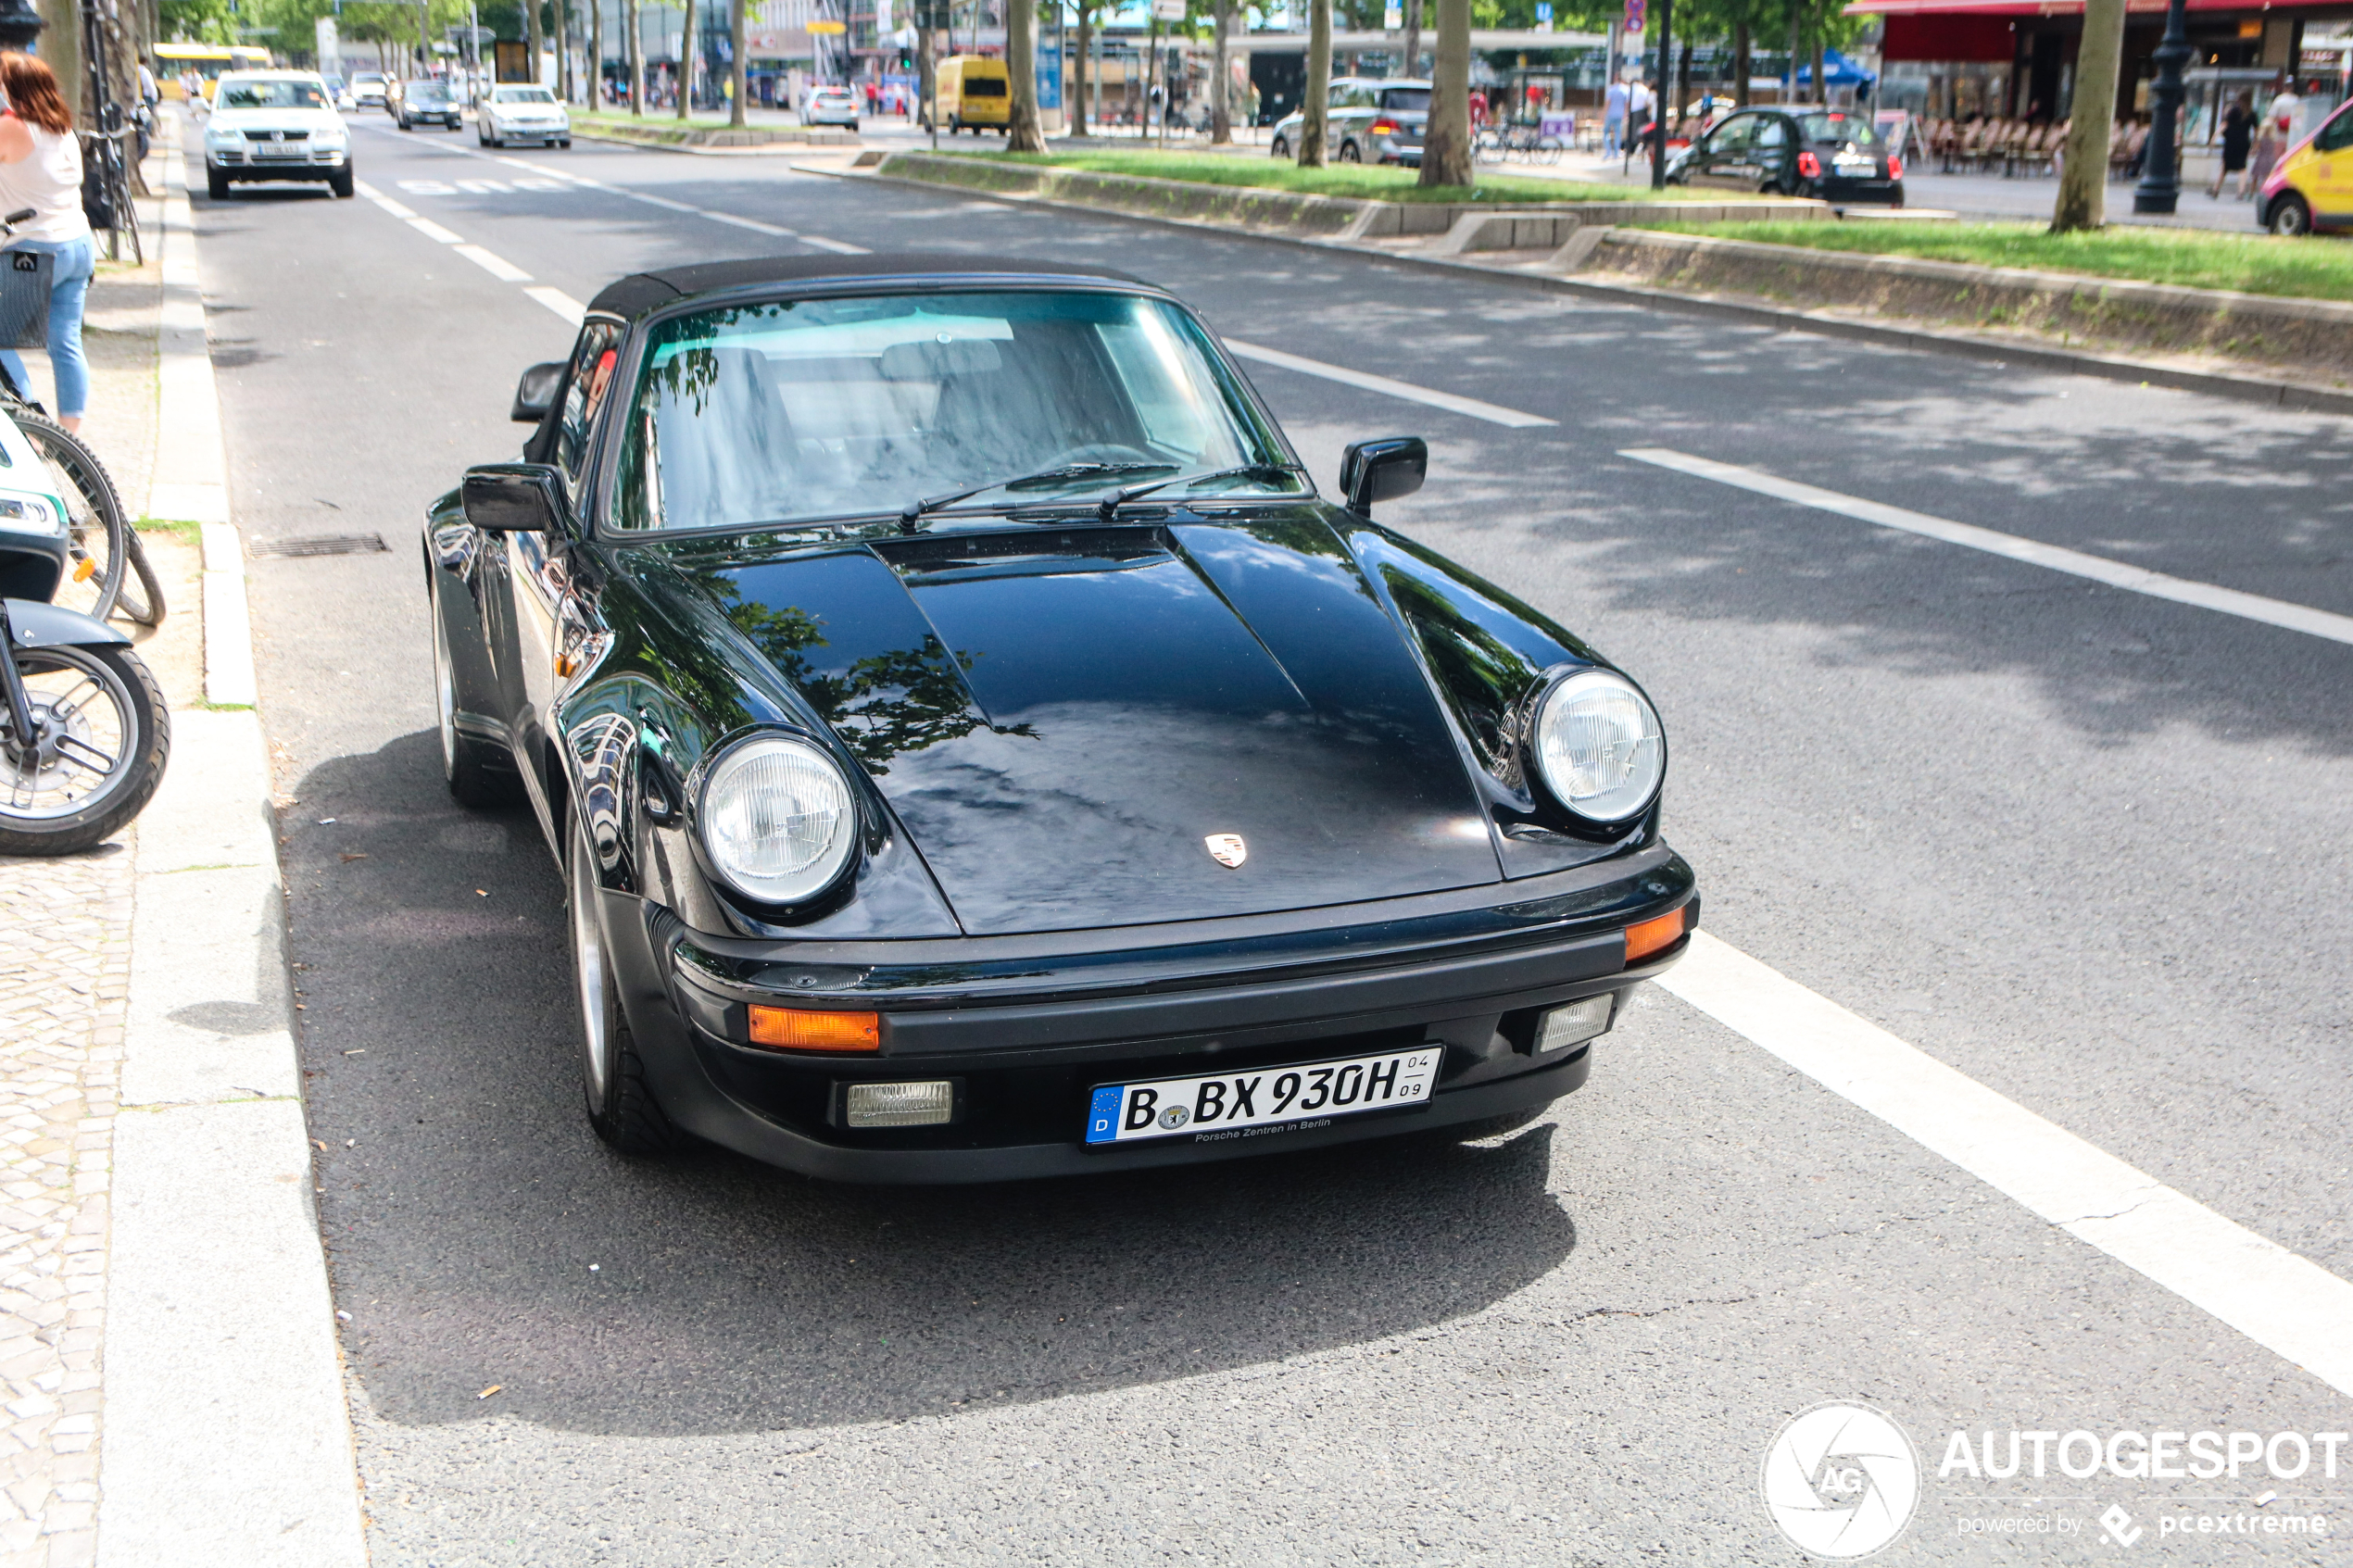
[0,847,129,1568]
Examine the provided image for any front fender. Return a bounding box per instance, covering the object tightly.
[6,598,131,649]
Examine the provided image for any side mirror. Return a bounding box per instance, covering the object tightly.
[1340,436,1428,519]
[462,463,575,535]
[510,360,565,424]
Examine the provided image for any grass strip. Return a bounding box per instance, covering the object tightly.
[1629,220,2353,303]
[935,147,1742,205]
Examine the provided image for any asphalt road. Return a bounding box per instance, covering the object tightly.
[187,113,2353,1565]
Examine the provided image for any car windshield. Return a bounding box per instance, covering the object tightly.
[494,86,556,103]
[218,80,327,109]
[1380,88,1430,112]
[1797,112,1881,146]
[615,290,1299,532]
[408,82,450,101]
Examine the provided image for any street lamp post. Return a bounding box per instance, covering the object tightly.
[2133,0,2193,213]
[1649,0,1670,188]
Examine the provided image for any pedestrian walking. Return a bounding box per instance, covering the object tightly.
[1604,74,1628,158]
[2249,106,2289,197]
[0,54,93,435]
[2209,91,2252,199]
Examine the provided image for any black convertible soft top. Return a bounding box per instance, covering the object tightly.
[585,253,1150,321]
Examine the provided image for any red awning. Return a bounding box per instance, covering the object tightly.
[1849,0,2339,14]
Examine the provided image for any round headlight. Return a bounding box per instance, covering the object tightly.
[698,734,858,904]
[1530,669,1665,825]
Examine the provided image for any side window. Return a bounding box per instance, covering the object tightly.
[1754,117,1789,149]
[556,322,622,486]
[2318,108,2353,153]
[1706,116,1754,155]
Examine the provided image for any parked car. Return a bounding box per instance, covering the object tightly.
[1666,105,1904,205]
[801,84,860,130]
[348,70,387,108]
[2261,99,2353,235]
[1268,78,1429,166]
[478,84,571,148]
[426,254,1696,1182]
[396,78,463,131]
[201,71,354,200]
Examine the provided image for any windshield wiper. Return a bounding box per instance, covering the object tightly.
[898,463,1175,533]
[1095,463,1304,523]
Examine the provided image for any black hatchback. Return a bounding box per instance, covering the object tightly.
[1668,106,1903,206]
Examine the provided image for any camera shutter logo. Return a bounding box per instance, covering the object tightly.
[1760,1403,1919,1559]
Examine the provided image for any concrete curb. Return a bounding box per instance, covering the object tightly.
[94,113,369,1568]
[850,163,2353,416]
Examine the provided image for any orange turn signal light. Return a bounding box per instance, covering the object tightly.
[748,1006,879,1052]
[1624,909,1687,966]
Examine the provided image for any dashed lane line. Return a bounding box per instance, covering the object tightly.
[1224,340,1555,429]
[405,216,465,245]
[1661,932,2353,1400]
[524,286,586,325]
[1626,447,2353,650]
[454,244,534,282]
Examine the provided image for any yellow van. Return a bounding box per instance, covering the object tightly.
[933,56,1011,134]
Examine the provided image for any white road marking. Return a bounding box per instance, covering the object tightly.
[1662,931,2353,1399]
[352,181,418,220]
[1625,447,2353,650]
[705,211,797,237]
[453,179,511,194]
[1225,341,1556,429]
[396,179,455,195]
[524,286,586,325]
[405,216,464,245]
[453,244,533,282]
[798,233,870,255]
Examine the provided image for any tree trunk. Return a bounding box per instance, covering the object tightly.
[1810,37,1824,105]
[1418,0,1469,185]
[729,0,747,125]
[1674,35,1691,128]
[555,0,572,102]
[591,0,605,108]
[527,0,545,90]
[1300,0,1329,163]
[1785,6,1799,100]
[1211,0,1229,143]
[1732,19,1748,107]
[2053,0,2123,229]
[628,0,644,112]
[1008,0,1044,148]
[1402,0,1420,80]
[675,0,695,116]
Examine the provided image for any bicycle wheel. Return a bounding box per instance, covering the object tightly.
[0,641,170,856]
[120,526,166,626]
[14,412,146,625]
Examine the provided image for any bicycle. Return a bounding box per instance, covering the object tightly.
[0,207,162,628]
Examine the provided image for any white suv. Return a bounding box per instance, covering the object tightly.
[202,72,352,200]
[478,85,571,148]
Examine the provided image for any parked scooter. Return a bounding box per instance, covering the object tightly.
[0,400,168,854]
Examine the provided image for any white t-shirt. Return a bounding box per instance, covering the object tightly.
[0,121,90,245]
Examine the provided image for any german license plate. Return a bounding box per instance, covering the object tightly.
[1084,1045,1442,1147]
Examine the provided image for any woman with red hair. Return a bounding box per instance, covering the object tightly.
[0,54,92,433]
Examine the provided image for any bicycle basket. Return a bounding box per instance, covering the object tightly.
[0,249,54,352]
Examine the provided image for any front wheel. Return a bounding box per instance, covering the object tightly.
[2270,193,2311,236]
[0,642,169,857]
[329,168,355,199]
[569,822,683,1155]
[1270,135,1290,158]
[207,167,230,200]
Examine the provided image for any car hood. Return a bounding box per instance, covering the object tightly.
[675,511,1503,935]
[491,100,566,114]
[208,107,346,132]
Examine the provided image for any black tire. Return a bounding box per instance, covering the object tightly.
[2270,193,2311,236]
[431,582,522,808]
[400,116,414,132]
[207,168,230,200]
[1338,140,1362,163]
[558,139,571,148]
[330,168,355,199]
[569,822,683,1154]
[1270,134,1290,158]
[0,643,170,857]
[119,529,166,628]
[18,413,131,626]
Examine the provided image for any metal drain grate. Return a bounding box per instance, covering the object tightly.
[250,533,389,558]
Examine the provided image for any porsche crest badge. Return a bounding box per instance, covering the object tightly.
[1203,833,1248,869]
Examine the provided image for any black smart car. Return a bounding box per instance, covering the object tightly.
[1668,106,1904,205]
[427,255,1696,1183]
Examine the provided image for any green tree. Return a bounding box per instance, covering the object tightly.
[1418,0,1469,185]
[2054,0,2123,230]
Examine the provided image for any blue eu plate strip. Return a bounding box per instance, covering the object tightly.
[1085,1085,1124,1145]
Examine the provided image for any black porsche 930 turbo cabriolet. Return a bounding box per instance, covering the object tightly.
[427,254,1697,1182]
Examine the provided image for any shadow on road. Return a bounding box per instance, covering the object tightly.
[290,730,1579,1439]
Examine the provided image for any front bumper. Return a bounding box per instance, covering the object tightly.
[208,149,346,175]
[492,122,568,140]
[608,845,1696,1183]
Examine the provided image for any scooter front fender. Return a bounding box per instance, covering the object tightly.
[5,598,131,650]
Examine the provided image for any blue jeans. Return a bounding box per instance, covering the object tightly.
[1604,113,1626,158]
[0,235,94,419]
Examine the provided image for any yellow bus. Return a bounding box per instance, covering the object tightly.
[154,44,275,102]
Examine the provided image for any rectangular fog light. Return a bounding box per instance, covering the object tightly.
[1534,995,1614,1055]
[843,1080,955,1129]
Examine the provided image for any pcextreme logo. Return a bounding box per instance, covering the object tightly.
[1761,1402,1921,1559]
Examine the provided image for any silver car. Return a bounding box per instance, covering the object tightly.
[801,85,860,129]
[478,84,571,148]
[1269,77,1428,166]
